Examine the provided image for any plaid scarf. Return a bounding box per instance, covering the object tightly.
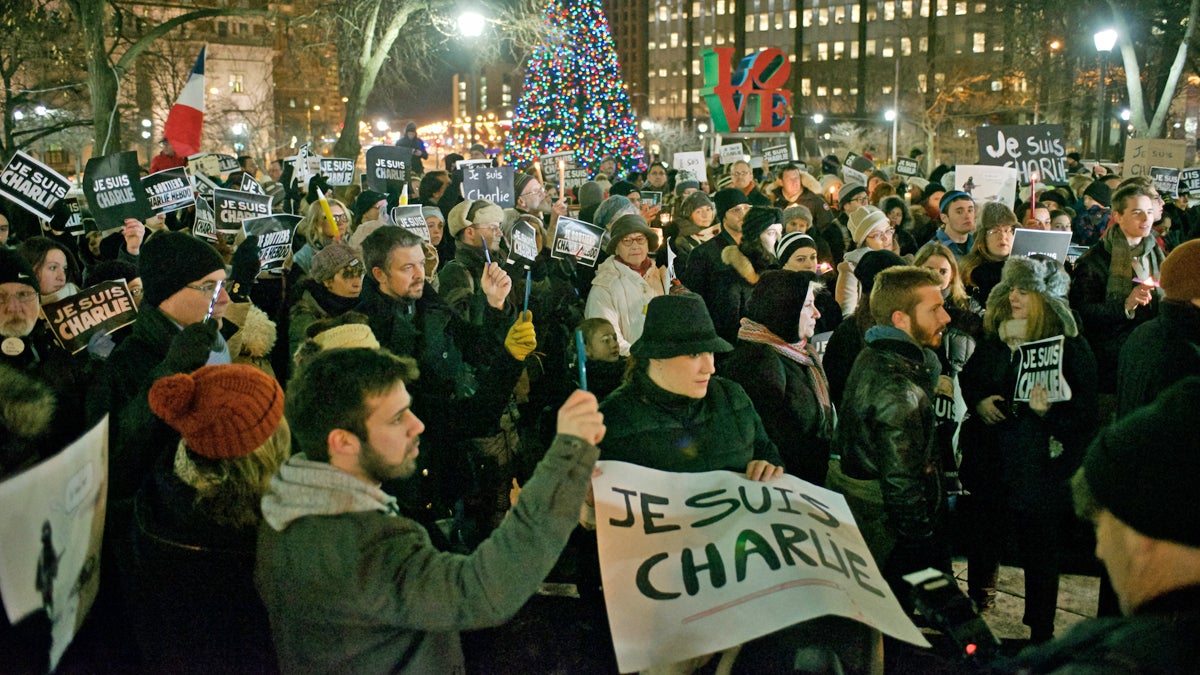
[737,318,834,436]
[1102,225,1165,302]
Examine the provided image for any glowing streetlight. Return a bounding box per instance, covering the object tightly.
[1093,29,1117,53]
[13,110,23,121]
[1093,28,1118,160]
[812,113,824,124]
[457,12,485,37]
[375,120,389,133]
[141,118,152,128]
[697,122,708,134]
[1120,109,1131,121]
[34,105,47,116]
[884,109,897,122]
[232,122,246,135]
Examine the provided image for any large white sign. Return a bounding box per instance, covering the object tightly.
[594,461,927,673]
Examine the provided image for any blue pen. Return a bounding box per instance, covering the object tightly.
[575,329,588,391]
[523,269,532,315]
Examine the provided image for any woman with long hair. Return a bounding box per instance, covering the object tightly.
[958,201,1016,306]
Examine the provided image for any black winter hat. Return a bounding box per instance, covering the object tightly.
[0,247,39,293]
[631,293,732,359]
[609,181,638,198]
[1084,181,1112,208]
[853,250,905,296]
[746,270,818,343]
[741,206,783,243]
[1082,375,1200,547]
[351,190,387,222]
[713,188,750,223]
[139,232,225,307]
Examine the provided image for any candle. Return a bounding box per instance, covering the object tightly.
[558,157,566,201]
[1030,171,1038,213]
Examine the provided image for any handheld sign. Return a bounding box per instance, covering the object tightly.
[239,173,266,196]
[1010,229,1073,263]
[563,167,590,192]
[1180,167,1200,196]
[593,462,928,673]
[214,154,240,174]
[51,197,84,235]
[539,151,575,184]
[243,214,301,274]
[365,145,410,194]
[462,165,516,208]
[0,150,70,221]
[455,158,493,170]
[1149,166,1180,199]
[672,151,706,184]
[193,173,219,201]
[143,167,194,215]
[762,145,792,165]
[212,187,272,237]
[188,153,222,179]
[718,143,744,165]
[506,219,539,268]
[895,157,920,177]
[319,158,356,186]
[976,124,1067,184]
[550,216,604,267]
[42,280,138,354]
[844,152,875,173]
[841,166,868,187]
[640,191,662,207]
[1124,138,1187,178]
[1013,335,1071,403]
[83,151,154,232]
[575,329,588,391]
[391,204,430,243]
[955,164,1019,206]
[192,196,217,244]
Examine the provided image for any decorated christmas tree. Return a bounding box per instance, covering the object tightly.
[504,0,644,176]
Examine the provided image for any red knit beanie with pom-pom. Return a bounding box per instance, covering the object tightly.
[149,364,284,460]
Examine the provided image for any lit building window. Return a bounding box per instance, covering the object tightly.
[852,5,861,22]
[670,32,679,47]
[851,42,859,58]
[717,33,725,44]
[882,86,893,94]
[692,59,699,70]
[850,88,858,95]
[801,78,811,96]
[973,32,985,53]
[918,73,927,92]
[818,7,828,25]
[866,39,876,56]
[901,37,912,56]
[818,42,828,60]
[789,10,797,28]
[817,86,828,97]
[920,1,930,17]
[902,0,914,18]
[956,1,967,15]
[834,41,844,59]
[803,9,812,26]
[759,14,768,31]
[802,44,813,61]
[991,80,1003,91]
[919,37,929,52]
[658,68,667,77]
[835,5,845,23]
[937,0,948,16]
[993,37,1005,52]
[884,2,895,20]
[833,87,843,96]
[717,0,725,13]
[882,38,894,58]
[704,34,712,45]
[975,3,988,12]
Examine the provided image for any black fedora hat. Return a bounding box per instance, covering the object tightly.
[630,293,732,359]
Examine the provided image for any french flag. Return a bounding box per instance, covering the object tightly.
[163,46,206,157]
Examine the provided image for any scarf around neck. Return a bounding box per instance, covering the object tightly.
[1103,227,1165,302]
[738,318,834,435]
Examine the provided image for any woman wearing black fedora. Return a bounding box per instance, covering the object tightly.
[597,293,783,480]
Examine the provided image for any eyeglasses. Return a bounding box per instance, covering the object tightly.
[866,227,896,240]
[620,235,648,246]
[185,279,224,296]
[0,290,37,305]
[129,287,144,299]
[331,212,350,223]
[987,226,1016,237]
[851,195,870,204]
[731,170,752,178]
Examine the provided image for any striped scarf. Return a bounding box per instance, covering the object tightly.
[737,318,834,435]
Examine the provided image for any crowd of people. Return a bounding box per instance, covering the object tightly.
[1,141,1199,674]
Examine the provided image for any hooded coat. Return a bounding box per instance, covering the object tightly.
[584,255,667,356]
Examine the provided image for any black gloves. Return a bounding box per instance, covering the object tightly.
[164,320,220,373]
[228,235,261,302]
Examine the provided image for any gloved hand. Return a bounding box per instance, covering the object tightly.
[305,175,333,205]
[504,311,537,361]
[228,235,261,302]
[164,320,219,373]
[86,328,117,361]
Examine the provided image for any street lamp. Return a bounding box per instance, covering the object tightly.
[1094,28,1117,160]
[812,113,824,124]
[458,12,486,147]
[884,109,898,167]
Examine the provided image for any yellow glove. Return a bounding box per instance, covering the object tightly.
[504,311,537,361]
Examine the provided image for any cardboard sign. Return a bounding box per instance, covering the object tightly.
[895,157,920,177]
[41,281,137,354]
[718,143,744,165]
[212,188,272,235]
[239,173,266,196]
[550,216,604,267]
[1180,167,1200,196]
[673,151,707,184]
[641,190,663,207]
[594,461,927,673]
[506,219,539,268]
[320,158,356,186]
[539,151,575,183]
[1124,138,1187,178]
[1150,166,1180,198]
[976,124,1067,184]
[762,145,793,165]
[462,165,516,208]
[955,164,1019,206]
[365,145,410,194]
[1013,335,1071,403]
[390,204,429,243]
[1010,228,1073,263]
[142,167,194,215]
[0,418,108,669]
[192,197,217,244]
[242,214,300,274]
[50,197,83,235]
[83,152,154,232]
[0,150,70,221]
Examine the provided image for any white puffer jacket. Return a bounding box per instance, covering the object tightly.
[584,256,668,356]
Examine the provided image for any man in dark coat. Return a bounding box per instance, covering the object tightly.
[1117,239,1200,417]
[825,266,952,596]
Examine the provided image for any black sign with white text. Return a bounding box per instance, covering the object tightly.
[143,167,194,214]
[0,150,70,221]
[320,158,356,186]
[462,165,515,208]
[976,124,1067,184]
[365,145,410,194]
[83,151,154,232]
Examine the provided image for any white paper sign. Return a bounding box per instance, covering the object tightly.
[673,151,706,184]
[594,461,928,673]
[955,164,1020,206]
[718,143,744,165]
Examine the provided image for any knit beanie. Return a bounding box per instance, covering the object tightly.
[1160,239,1200,301]
[0,247,39,292]
[674,180,700,197]
[939,190,973,214]
[421,206,444,223]
[139,232,225,307]
[149,364,284,460]
[848,206,890,246]
[310,242,362,284]
[746,270,818,343]
[1083,375,1200,547]
[578,181,605,209]
[838,182,866,205]
[776,232,818,265]
[678,190,714,220]
[351,190,387,222]
[312,323,379,351]
[1084,181,1112,208]
[741,206,783,243]
[513,172,536,200]
[713,188,750,223]
[854,250,905,293]
[610,181,638,198]
[593,195,637,231]
[782,205,813,227]
[606,214,659,255]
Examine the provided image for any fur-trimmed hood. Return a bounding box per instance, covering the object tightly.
[224,301,277,359]
[987,256,1078,337]
[0,363,55,439]
[721,245,763,285]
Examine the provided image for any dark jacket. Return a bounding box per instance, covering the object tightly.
[959,332,1099,514]
[1117,300,1200,418]
[287,281,361,356]
[822,314,866,406]
[831,329,945,565]
[599,369,782,473]
[128,458,276,674]
[679,229,736,308]
[1069,242,1160,392]
[437,243,497,323]
[997,585,1200,673]
[722,341,831,483]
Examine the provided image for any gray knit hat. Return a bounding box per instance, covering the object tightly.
[309,242,362,284]
[782,205,813,228]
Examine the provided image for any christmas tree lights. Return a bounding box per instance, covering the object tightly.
[504,0,645,177]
